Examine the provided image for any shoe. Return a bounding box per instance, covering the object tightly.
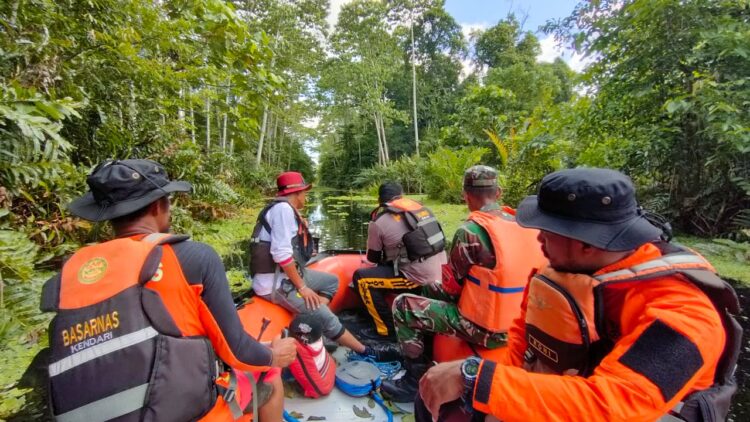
[323,337,339,354]
[381,375,419,403]
[358,326,396,342]
[361,343,402,362]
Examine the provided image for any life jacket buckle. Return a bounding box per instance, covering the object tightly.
[223,388,236,403]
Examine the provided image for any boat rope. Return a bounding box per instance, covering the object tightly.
[345,351,402,379]
[335,361,394,422]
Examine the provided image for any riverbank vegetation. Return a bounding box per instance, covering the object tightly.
[1,0,748,418]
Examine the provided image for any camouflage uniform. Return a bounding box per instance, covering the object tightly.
[392,165,510,359]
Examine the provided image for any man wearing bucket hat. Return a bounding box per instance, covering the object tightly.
[383,166,546,402]
[415,168,741,422]
[42,159,297,421]
[249,171,400,362]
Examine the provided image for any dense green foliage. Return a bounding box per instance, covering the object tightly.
[1,0,749,417]
[545,0,750,236]
[319,0,749,239]
[0,0,321,417]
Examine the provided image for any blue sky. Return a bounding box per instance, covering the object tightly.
[327,0,589,72]
[444,0,579,34]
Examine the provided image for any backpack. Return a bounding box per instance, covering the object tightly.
[373,197,445,263]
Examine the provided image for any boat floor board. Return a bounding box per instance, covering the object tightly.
[283,347,415,422]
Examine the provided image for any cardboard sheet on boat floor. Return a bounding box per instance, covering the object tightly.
[285,347,414,421]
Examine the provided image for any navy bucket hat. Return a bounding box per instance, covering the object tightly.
[69,159,191,222]
[516,168,663,252]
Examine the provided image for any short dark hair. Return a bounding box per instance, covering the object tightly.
[464,186,500,201]
[110,197,166,228]
[378,182,403,204]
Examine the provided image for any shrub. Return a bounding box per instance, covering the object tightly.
[354,155,427,194]
[424,147,488,203]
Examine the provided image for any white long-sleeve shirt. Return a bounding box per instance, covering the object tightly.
[252,201,299,296]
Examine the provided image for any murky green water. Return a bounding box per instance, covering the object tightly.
[305,190,376,251]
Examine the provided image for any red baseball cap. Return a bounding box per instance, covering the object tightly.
[276,171,312,196]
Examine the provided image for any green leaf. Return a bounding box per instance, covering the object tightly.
[352,405,373,419]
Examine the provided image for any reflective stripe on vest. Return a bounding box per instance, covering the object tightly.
[49,235,222,421]
[457,209,547,332]
[49,326,158,377]
[55,383,148,422]
[595,253,710,283]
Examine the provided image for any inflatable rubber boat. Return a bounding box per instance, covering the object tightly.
[236,250,506,361]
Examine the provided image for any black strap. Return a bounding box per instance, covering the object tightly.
[678,269,742,384]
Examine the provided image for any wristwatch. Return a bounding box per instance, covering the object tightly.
[460,356,481,412]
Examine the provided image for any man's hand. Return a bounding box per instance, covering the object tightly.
[270,337,296,368]
[299,286,321,310]
[419,360,465,420]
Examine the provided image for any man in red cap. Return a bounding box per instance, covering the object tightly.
[249,171,400,361]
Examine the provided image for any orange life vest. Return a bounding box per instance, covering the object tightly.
[372,197,446,263]
[523,243,740,380]
[44,234,260,422]
[457,208,547,332]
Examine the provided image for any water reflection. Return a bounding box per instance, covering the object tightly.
[306,190,375,250]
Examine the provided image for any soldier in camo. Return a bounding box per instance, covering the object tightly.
[382,165,510,402]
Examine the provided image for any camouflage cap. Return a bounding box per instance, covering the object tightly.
[463,165,498,190]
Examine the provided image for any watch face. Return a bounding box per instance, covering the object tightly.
[463,358,480,377]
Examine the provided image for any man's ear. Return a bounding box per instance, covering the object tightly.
[148,198,164,216]
[577,239,596,256]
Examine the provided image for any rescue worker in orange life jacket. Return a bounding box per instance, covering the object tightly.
[352,182,447,341]
[43,159,297,421]
[382,165,546,403]
[416,168,742,422]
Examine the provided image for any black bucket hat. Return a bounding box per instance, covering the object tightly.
[516,168,663,252]
[289,314,323,345]
[68,159,192,222]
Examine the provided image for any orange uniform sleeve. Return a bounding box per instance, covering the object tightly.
[471,278,725,422]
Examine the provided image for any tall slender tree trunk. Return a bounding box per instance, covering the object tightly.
[205,96,211,151]
[221,113,228,152]
[221,85,230,152]
[189,106,196,143]
[411,19,420,157]
[254,26,280,167]
[256,105,270,166]
[271,114,279,166]
[374,114,384,166]
[378,112,390,164]
[178,88,185,123]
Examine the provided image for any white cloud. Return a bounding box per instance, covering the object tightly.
[460,22,489,41]
[537,35,562,63]
[301,116,320,129]
[458,22,489,79]
[327,0,354,30]
[536,34,594,73]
